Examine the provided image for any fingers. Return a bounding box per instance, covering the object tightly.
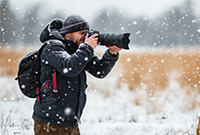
[86,33,89,38]
[107,45,121,54]
[114,46,121,52]
[107,46,121,50]
[112,47,121,52]
[90,34,99,39]
[89,34,98,45]
[84,34,99,50]
[85,33,98,39]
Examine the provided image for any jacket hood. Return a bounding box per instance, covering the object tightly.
[40,19,78,53]
[40,19,65,43]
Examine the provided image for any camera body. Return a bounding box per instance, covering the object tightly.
[85,30,100,38]
[84,30,130,50]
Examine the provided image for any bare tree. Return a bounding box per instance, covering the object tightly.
[0,0,17,46]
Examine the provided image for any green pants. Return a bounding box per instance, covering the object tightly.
[34,120,80,135]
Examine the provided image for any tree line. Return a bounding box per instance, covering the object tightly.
[0,0,65,46]
[0,0,200,47]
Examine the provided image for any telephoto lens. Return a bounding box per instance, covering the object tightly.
[98,33,130,50]
[84,30,130,50]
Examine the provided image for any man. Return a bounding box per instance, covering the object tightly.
[33,15,121,135]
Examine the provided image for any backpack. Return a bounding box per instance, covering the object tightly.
[15,43,48,102]
[15,19,63,101]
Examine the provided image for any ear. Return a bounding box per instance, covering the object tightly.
[65,33,70,39]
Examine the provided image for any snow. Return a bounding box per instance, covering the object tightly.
[0,71,199,135]
[63,68,68,73]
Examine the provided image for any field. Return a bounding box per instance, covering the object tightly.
[0,46,200,135]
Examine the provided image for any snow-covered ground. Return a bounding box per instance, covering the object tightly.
[0,71,199,135]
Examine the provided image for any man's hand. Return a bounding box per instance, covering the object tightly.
[107,46,121,55]
[84,33,98,50]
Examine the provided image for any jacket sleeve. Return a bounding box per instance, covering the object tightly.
[85,49,119,79]
[41,41,94,77]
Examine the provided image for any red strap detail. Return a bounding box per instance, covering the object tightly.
[36,87,41,103]
[36,87,39,95]
[37,95,41,103]
[44,82,50,88]
[53,71,58,93]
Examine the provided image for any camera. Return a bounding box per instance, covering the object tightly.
[84,30,130,50]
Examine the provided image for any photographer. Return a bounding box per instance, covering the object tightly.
[33,15,121,135]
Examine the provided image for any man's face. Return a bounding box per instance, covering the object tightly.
[65,30,88,46]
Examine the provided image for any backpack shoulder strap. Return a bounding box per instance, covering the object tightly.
[38,41,49,55]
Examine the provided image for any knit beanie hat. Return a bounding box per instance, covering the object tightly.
[60,15,90,34]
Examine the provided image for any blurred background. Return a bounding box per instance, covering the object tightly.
[1,0,200,134]
[1,0,200,47]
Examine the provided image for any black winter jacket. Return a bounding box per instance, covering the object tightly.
[32,19,119,126]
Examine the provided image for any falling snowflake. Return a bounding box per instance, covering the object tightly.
[133,21,137,25]
[84,57,89,61]
[1,27,4,31]
[64,107,72,116]
[97,71,101,75]
[127,58,131,62]
[93,61,96,65]
[21,84,25,89]
[63,68,68,73]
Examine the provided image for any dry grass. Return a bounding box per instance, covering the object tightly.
[0,47,28,76]
[117,49,200,92]
[1,47,200,92]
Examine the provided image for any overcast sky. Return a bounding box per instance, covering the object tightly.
[6,0,200,22]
